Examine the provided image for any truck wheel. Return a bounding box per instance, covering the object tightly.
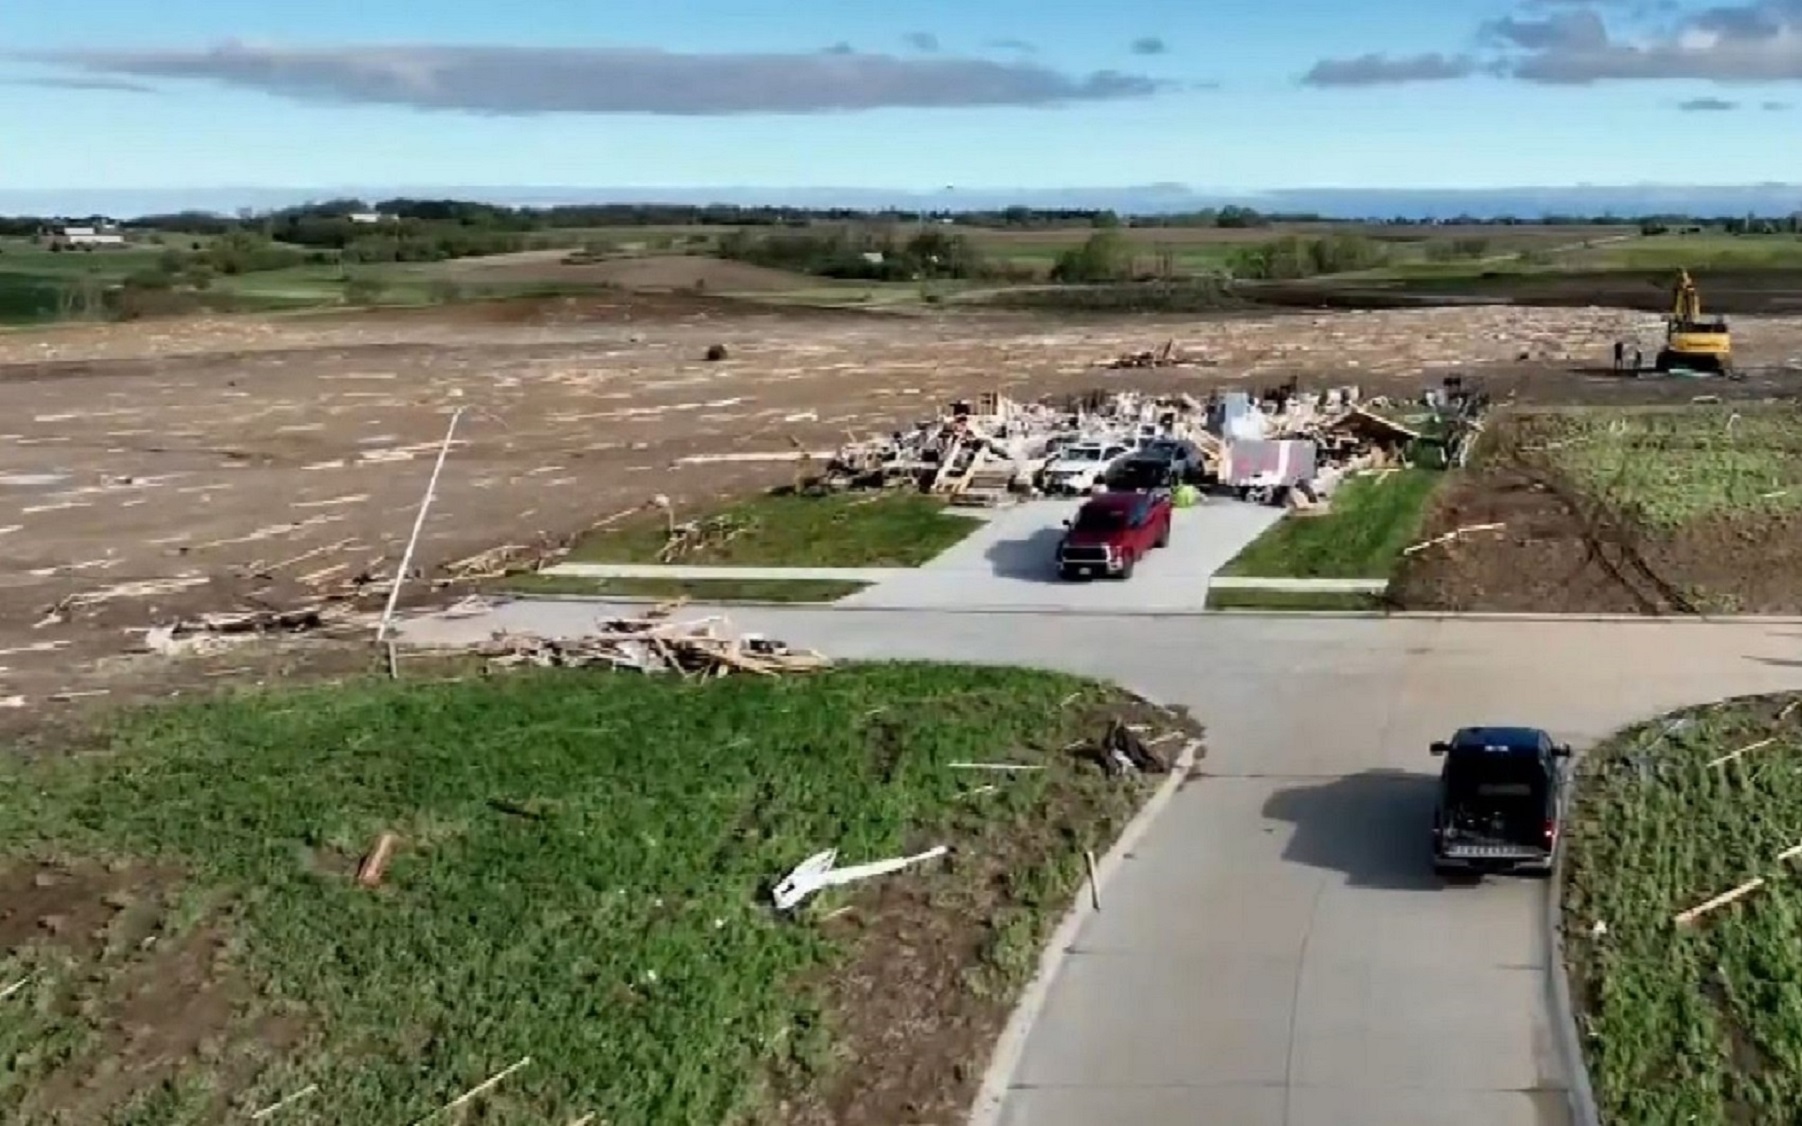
[1155,520,1170,548]
[1118,556,1136,580]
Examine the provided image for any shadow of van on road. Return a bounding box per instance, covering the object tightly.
[983,526,1067,582]
[1262,769,1445,891]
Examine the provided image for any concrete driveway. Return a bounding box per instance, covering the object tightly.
[837,497,1282,612]
[398,605,1802,1126]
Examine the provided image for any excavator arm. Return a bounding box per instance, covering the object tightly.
[1671,269,1704,325]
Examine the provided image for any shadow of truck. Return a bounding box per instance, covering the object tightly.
[1261,769,1446,891]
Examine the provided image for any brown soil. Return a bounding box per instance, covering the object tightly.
[1255,269,1802,316]
[785,695,1202,1126]
[1393,414,1802,615]
[0,859,300,1124]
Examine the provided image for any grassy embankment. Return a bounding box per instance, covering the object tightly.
[0,663,1188,1123]
[1565,694,1802,1124]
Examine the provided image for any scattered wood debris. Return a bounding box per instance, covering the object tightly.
[772,844,949,912]
[409,1057,532,1126]
[1708,737,1778,769]
[142,606,342,656]
[357,832,401,888]
[1403,522,1507,557]
[1077,717,1173,776]
[659,514,751,563]
[1105,340,1205,369]
[471,613,830,678]
[1676,842,1802,926]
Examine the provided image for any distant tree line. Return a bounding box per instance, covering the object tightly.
[6,203,1802,248]
[714,225,1029,282]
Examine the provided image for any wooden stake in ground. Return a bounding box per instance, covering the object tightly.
[357,831,400,888]
[376,405,467,646]
[1084,849,1101,911]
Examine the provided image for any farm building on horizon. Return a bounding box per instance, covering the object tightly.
[43,220,128,250]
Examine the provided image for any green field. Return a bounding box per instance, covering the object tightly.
[1525,406,1802,528]
[1219,469,1444,580]
[1564,694,1802,1124]
[0,663,1177,1124]
[565,492,984,569]
[1574,232,1802,272]
[2,220,1798,326]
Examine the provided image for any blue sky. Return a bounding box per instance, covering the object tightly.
[1,0,1798,195]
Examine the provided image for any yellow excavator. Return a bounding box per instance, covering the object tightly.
[1655,269,1733,375]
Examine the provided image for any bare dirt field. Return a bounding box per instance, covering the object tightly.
[1393,402,1802,615]
[1262,268,1802,315]
[4,291,1802,730]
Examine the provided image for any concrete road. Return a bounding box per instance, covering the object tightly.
[837,497,1281,613]
[398,605,1802,1126]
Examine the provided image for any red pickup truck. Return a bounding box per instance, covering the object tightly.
[1056,491,1173,580]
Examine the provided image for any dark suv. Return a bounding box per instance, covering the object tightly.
[1429,726,1571,879]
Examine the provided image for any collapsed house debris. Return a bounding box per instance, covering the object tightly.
[140,605,369,657]
[471,611,830,678]
[812,373,1488,509]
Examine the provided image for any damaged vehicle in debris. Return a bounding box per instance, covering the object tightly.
[1036,439,1135,496]
[1055,491,1172,581]
[1429,726,1571,879]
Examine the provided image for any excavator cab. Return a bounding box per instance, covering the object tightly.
[1657,269,1733,375]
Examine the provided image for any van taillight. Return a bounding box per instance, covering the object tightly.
[1543,819,1557,844]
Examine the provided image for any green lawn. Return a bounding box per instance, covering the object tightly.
[566,493,984,568]
[1529,406,1802,528]
[0,663,1178,1125]
[1564,694,1802,1124]
[1204,589,1388,612]
[1219,469,1444,580]
[497,574,869,602]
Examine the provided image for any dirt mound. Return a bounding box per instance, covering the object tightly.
[426,251,840,294]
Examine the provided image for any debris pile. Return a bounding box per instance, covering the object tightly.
[812,375,1488,509]
[1104,340,1217,369]
[141,606,364,657]
[474,612,830,678]
[659,514,751,562]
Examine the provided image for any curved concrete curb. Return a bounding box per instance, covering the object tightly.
[966,692,1203,1126]
[475,595,1802,626]
[1547,754,1602,1126]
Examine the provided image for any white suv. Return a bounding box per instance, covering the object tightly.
[1038,440,1132,496]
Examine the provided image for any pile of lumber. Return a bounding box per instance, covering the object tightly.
[475,612,830,678]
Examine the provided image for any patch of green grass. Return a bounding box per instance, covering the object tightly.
[1204,588,1388,612]
[496,574,868,602]
[567,493,983,568]
[1532,406,1802,527]
[1581,233,1802,272]
[0,664,1167,1125]
[1564,693,1802,1124]
[1219,469,1444,579]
